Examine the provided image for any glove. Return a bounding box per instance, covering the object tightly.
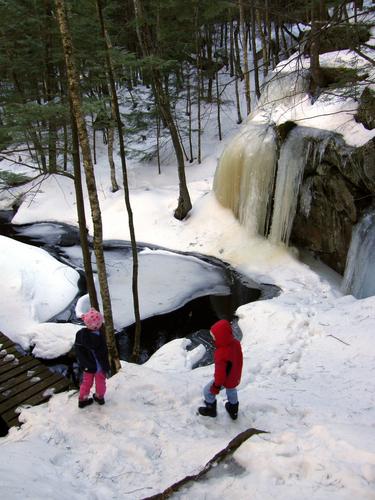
[210,383,221,395]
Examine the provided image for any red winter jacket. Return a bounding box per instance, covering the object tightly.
[211,320,243,389]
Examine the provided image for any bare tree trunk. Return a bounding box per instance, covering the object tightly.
[174,112,189,162]
[156,107,161,174]
[273,17,280,67]
[195,6,202,164]
[239,0,251,115]
[92,113,97,165]
[55,0,120,374]
[251,4,261,99]
[70,101,99,311]
[216,72,222,140]
[196,74,202,164]
[44,0,57,173]
[309,1,327,96]
[229,18,235,77]
[96,0,142,362]
[265,0,273,69]
[205,25,213,103]
[186,67,194,163]
[280,23,290,58]
[224,21,229,70]
[11,69,47,171]
[234,23,244,80]
[107,123,119,192]
[235,75,242,124]
[133,0,192,220]
[256,8,269,77]
[62,121,68,171]
[156,78,192,219]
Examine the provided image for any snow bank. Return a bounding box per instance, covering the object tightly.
[0,236,80,352]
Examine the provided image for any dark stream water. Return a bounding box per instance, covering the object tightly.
[0,213,279,381]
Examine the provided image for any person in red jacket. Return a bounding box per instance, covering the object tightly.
[198,319,243,419]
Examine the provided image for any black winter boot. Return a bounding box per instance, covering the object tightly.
[225,402,239,420]
[78,398,93,409]
[93,394,105,405]
[198,400,217,418]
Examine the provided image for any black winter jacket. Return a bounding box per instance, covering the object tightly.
[74,327,111,374]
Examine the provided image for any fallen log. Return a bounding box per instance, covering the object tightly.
[144,427,267,500]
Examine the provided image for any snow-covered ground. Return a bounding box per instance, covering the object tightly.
[1,10,375,499]
[1,147,375,499]
[1,167,375,499]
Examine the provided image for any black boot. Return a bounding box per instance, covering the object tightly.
[225,402,239,420]
[78,398,93,409]
[93,394,105,405]
[198,400,217,417]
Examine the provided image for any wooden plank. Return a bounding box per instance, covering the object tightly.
[0,346,21,360]
[0,339,27,357]
[0,339,16,350]
[0,359,40,380]
[0,353,38,373]
[2,378,71,427]
[0,333,16,345]
[0,372,66,415]
[0,332,71,429]
[6,416,21,429]
[0,359,23,375]
[0,364,50,392]
[5,415,20,429]
[0,371,56,402]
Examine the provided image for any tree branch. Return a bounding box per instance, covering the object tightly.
[0,155,43,171]
[353,48,375,66]
[327,334,350,346]
[144,427,266,500]
[0,156,74,180]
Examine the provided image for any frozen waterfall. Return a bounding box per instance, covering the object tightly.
[212,122,310,244]
[342,210,375,299]
[212,121,319,245]
[268,127,308,244]
[213,122,277,236]
[213,69,312,243]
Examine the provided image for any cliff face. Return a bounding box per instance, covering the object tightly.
[213,54,375,276]
[291,134,375,274]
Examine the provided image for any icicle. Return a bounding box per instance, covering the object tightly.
[213,123,277,236]
[342,210,375,299]
[269,127,309,245]
[299,177,313,218]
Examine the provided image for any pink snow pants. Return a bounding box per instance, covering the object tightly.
[79,371,106,400]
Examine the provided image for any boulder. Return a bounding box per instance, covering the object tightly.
[291,133,375,274]
[355,87,375,130]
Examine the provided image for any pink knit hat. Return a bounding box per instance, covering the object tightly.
[81,308,103,330]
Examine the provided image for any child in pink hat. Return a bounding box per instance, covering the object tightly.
[74,308,110,408]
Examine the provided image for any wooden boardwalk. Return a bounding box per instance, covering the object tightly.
[0,332,70,431]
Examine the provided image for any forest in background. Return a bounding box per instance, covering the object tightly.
[1,0,372,186]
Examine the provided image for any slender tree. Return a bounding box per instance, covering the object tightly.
[96,0,142,363]
[69,100,99,311]
[309,0,327,95]
[216,70,222,140]
[239,0,251,114]
[55,0,120,374]
[133,0,192,220]
[251,3,261,99]
[195,2,202,163]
